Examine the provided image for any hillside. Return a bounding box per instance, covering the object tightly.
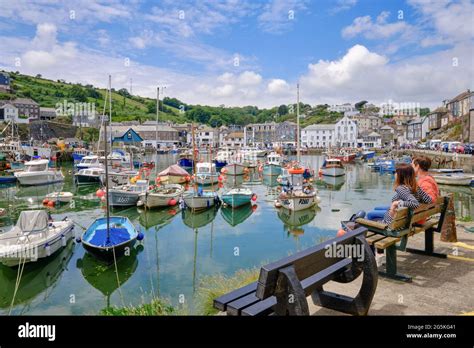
[0,71,343,127]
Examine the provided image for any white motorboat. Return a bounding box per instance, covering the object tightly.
[45,192,74,203]
[0,210,74,267]
[138,184,184,209]
[74,167,105,185]
[76,155,102,170]
[14,159,64,186]
[182,189,219,211]
[321,158,345,177]
[223,162,245,175]
[263,152,283,176]
[432,174,472,186]
[108,149,132,169]
[195,162,219,185]
[107,169,139,187]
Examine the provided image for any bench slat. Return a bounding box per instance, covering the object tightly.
[365,234,387,245]
[239,258,353,316]
[213,282,257,311]
[374,237,400,249]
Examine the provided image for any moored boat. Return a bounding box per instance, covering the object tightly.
[108,180,149,207]
[45,191,74,203]
[0,210,74,267]
[432,174,472,186]
[222,162,245,176]
[195,162,219,185]
[74,167,105,185]
[182,188,219,211]
[263,152,283,176]
[137,184,184,209]
[221,187,255,208]
[155,164,190,185]
[76,155,102,170]
[14,159,64,186]
[321,158,345,177]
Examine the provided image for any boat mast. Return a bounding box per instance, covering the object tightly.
[191,122,197,192]
[296,82,300,163]
[155,87,159,177]
[104,75,111,244]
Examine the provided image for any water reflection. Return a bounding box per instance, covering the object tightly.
[0,240,75,312]
[221,204,254,227]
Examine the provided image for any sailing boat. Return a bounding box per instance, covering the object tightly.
[182,124,219,211]
[81,76,142,261]
[277,83,320,212]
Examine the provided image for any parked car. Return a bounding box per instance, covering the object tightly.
[449,141,461,152]
[455,144,465,154]
[463,143,474,155]
[417,143,427,149]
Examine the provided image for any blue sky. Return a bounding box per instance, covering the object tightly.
[0,0,472,108]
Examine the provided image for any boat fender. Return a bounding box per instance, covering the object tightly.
[251,194,257,202]
[137,232,145,241]
[43,199,49,205]
[47,200,55,208]
[168,199,177,206]
[61,235,67,247]
[45,243,51,256]
[274,200,282,208]
[316,196,321,204]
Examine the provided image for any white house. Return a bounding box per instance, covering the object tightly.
[222,131,245,148]
[328,103,356,113]
[301,124,336,148]
[335,115,358,147]
[196,126,219,147]
[0,103,24,123]
[357,131,382,149]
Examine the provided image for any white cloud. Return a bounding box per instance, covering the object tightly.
[342,11,410,39]
[300,44,473,107]
[330,0,358,14]
[238,71,262,86]
[258,0,308,34]
[267,79,291,96]
[217,72,234,83]
[21,23,77,69]
[212,84,235,97]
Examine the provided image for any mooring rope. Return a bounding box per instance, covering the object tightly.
[8,247,27,315]
[111,245,125,307]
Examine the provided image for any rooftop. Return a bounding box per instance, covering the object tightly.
[303,124,336,130]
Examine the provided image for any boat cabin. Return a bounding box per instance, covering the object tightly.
[24,159,49,172]
[267,152,283,166]
[196,162,217,174]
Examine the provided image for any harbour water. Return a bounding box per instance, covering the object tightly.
[0,155,472,314]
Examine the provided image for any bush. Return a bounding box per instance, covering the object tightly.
[100,298,175,316]
[195,268,260,315]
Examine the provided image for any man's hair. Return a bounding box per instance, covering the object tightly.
[413,156,432,172]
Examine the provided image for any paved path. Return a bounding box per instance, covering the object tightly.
[309,222,474,315]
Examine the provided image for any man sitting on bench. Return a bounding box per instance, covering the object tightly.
[412,156,439,225]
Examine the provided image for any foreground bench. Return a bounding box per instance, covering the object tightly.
[214,227,378,316]
[356,196,449,282]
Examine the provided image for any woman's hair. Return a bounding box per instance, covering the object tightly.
[413,156,432,172]
[394,163,417,193]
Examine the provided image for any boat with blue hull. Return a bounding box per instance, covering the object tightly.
[221,188,254,208]
[81,216,139,261]
[72,148,91,162]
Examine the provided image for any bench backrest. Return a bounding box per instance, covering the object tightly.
[256,226,367,299]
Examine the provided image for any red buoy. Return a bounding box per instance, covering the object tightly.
[47,200,55,208]
[251,194,257,202]
[337,229,346,237]
[96,189,105,198]
[43,199,49,205]
[168,198,177,206]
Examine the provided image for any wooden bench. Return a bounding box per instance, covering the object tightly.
[214,227,378,316]
[355,196,449,282]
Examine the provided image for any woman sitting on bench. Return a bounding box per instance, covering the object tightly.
[366,163,433,223]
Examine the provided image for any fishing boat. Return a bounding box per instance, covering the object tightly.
[220,204,253,227]
[195,162,219,185]
[277,171,320,211]
[330,149,357,163]
[106,169,140,188]
[276,84,321,212]
[263,152,283,176]
[109,149,132,169]
[276,167,291,186]
[76,155,102,170]
[0,210,74,267]
[155,164,190,184]
[182,187,219,211]
[45,192,74,203]
[109,180,149,207]
[81,75,142,261]
[214,148,232,171]
[222,161,245,176]
[221,187,255,208]
[14,159,64,186]
[430,168,464,174]
[432,174,472,186]
[177,150,194,170]
[74,167,105,185]
[321,158,345,177]
[0,152,16,184]
[361,150,376,160]
[72,148,91,162]
[137,184,184,209]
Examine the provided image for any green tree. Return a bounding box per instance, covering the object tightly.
[278,104,288,116]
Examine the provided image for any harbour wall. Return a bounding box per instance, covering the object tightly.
[394,149,474,173]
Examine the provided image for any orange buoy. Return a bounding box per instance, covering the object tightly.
[47,200,55,208]
[185,175,191,182]
[43,199,49,205]
[337,229,347,237]
[218,175,223,182]
[251,194,257,202]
